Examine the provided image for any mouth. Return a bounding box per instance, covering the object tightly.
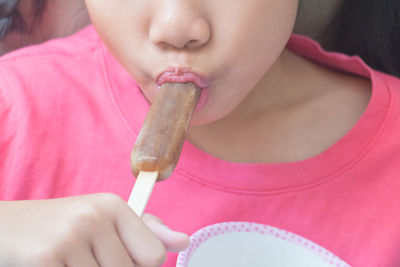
[155,68,210,110]
[155,68,209,89]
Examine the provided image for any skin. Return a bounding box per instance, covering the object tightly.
[0,0,342,56]
[0,0,90,55]
[0,194,189,266]
[85,0,370,163]
[1,2,191,267]
[0,2,191,261]
[0,0,370,265]
[85,0,298,126]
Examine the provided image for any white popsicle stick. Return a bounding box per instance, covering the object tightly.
[128,171,158,217]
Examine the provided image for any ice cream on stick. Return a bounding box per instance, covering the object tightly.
[131,82,200,180]
[128,82,200,217]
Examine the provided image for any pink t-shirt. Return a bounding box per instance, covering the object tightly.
[1,25,400,266]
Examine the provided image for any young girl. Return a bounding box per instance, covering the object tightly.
[1,0,400,266]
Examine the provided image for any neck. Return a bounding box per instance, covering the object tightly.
[187,47,371,163]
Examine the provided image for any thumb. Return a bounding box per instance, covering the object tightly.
[142,213,190,252]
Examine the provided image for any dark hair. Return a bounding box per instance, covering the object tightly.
[324,0,400,78]
[0,0,45,40]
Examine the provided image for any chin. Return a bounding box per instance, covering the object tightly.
[189,108,229,126]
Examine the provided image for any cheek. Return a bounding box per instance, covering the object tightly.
[86,0,148,72]
[87,0,157,99]
[215,1,297,72]
[216,1,297,93]
[86,0,298,125]
[192,2,298,124]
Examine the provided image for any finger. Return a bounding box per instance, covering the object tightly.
[115,206,166,267]
[64,244,99,267]
[143,214,190,252]
[92,223,135,267]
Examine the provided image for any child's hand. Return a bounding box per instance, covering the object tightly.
[0,193,189,267]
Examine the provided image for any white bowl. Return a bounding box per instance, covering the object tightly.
[177,222,350,267]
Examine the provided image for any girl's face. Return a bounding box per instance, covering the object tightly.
[85,0,298,124]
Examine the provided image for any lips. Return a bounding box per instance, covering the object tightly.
[156,69,209,89]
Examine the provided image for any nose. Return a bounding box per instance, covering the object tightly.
[149,1,211,50]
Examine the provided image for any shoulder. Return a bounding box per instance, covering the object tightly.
[0,25,107,105]
[0,25,111,135]
[0,25,104,84]
[0,25,103,63]
[373,70,400,104]
[0,24,106,91]
[370,70,400,145]
[376,71,400,90]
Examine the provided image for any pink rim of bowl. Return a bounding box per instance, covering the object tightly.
[176,221,350,267]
